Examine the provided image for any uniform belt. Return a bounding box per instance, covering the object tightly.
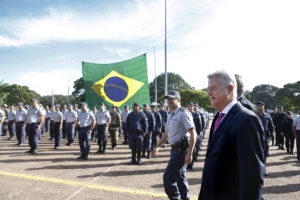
[80,126,91,129]
[97,123,106,126]
[66,122,75,124]
[29,122,38,125]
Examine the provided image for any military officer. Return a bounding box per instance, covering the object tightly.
[0,107,5,142]
[152,90,196,200]
[45,106,51,132]
[25,98,46,154]
[273,106,286,150]
[49,106,55,140]
[76,102,95,160]
[109,105,121,150]
[53,104,63,149]
[62,105,67,139]
[65,104,78,146]
[151,105,162,150]
[158,103,168,147]
[126,103,148,165]
[121,105,130,144]
[15,102,27,145]
[7,106,16,140]
[95,102,111,153]
[282,111,295,154]
[142,104,155,159]
[74,104,80,137]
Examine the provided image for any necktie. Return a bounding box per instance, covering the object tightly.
[213,113,225,134]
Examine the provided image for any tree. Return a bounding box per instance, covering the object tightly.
[247,84,279,109]
[275,81,300,111]
[40,95,78,107]
[149,72,193,103]
[179,89,213,112]
[72,77,85,103]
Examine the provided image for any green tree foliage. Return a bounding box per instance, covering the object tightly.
[72,77,85,102]
[275,81,300,111]
[0,83,40,105]
[180,89,213,112]
[149,72,192,102]
[40,95,78,107]
[247,84,279,109]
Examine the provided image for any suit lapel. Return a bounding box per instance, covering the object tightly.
[207,103,242,154]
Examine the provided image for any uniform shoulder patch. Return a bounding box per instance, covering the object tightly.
[180,107,186,111]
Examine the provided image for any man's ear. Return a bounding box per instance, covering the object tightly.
[228,85,234,95]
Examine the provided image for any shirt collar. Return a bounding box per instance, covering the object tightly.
[221,99,237,115]
[171,105,181,114]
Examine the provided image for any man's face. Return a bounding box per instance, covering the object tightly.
[133,105,139,112]
[159,106,164,111]
[125,107,129,111]
[99,104,104,110]
[256,104,264,113]
[187,104,193,112]
[143,105,148,112]
[278,108,283,113]
[55,107,59,111]
[167,97,180,110]
[31,100,37,107]
[68,106,73,111]
[207,78,233,111]
[81,105,87,111]
[18,105,23,110]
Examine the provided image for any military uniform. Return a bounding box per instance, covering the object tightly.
[77,105,95,160]
[53,107,63,148]
[121,108,130,144]
[257,112,274,158]
[273,111,286,149]
[95,108,110,153]
[26,101,45,154]
[65,108,78,146]
[45,108,51,132]
[282,113,295,154]
[126,108,148,165]
[151,108,162,150]
[49,108,56,140]
[7,108,16,139]
[15,105,27,145]
[109,108,121,149]
[143,106,155,159]
[159,108,168,140]
[0,108,5,142]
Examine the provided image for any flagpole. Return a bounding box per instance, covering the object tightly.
[51,90,54,106]
[153,46,157,104]
[164,0,168,105]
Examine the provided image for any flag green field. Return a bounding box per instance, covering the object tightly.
[82,54,150,108]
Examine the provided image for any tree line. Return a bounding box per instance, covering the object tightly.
[1,75,299,112]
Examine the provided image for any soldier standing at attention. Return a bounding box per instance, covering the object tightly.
[7,106,16,140]
[274,106,286,150]
[142,104,155,159]
[65,104,78,146]
[126,103,148,165]
[109,105,121,150]
[76,102,95,160]
[95,102,111,153]
[62,105,67,139]
[74,104,80,138]
[158,103,168,147]
[151,105,162,150]
[25,98,45,154]
[49,106,55,141]
[0,107,5,142]
[53,105,63,149]
[15,102,27,146]
[152,90,196,200]
[121,105,130,144]
[282,111,295,155]
[45,106,51,132]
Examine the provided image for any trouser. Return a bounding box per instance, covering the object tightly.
[91,126,97,140]
[276,129,284,147]
[122,122,128,142]
[296,131,300,160]
[97,124,107,146]
[160,126,166,139]
[143,133,152,151]
[25,123,30,138]
[50,120,54,139]
[152,131,160,149]
[265,136,270,158]
[8,120,15,137]
[62,120,66,138]
[129,132,143,150]
[16,121,26,144]
[45,118,50,132]
[285,132,295,153]
[109,127,119,147]
[163,148,190,200]
[0,124,2,142]
[53,122,61,147]
[75,124,79,138]
[28,123,41,150]
[78,126,91,154]
[66,122,75,144]
[2,121,8,135]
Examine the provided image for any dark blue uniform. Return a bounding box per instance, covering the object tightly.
[257,113,274,158]
[143,111,155,158]
[273,112,286,149]
[152,111,162,149]
[282,116,295,154]
[190,112,203,167]
[159,110,168,139]
[126,111,148,165]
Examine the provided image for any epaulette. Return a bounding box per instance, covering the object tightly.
[180,107,186,111]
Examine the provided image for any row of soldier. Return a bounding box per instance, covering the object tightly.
[0,99,210,166]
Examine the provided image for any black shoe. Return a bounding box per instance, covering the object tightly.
[19,143,25,146]
[96,149,102,153]
[77,154,85,160]
[111,146,117,150]
[290,152,295,155]
[69,143,73,146]
[187,164,194,170]
[54,146,60,149]
[264,172,269,177]
[83,154,89,160]
[137,160,142,165]
[287,151,290,154]
[146,150,151,159]
[122,141,128,145]
[65,142,70,146]
[31,150,37,155]
[129,160,137,165]
[25,149,33,153]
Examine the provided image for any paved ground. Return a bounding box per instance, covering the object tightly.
[0,127,300,200]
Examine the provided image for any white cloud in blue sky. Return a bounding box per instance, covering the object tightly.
[0,0,300,98]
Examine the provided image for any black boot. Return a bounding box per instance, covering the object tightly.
[84,153,89,160]
[77,153,85,160]
[147,150,151,159]
[137,149,142,165]
[102,141,107,153]
[129,149,136,165]
[96,145,102,153]
[142,149,146,158]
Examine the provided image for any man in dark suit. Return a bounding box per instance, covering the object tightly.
[235,74,257,112]
[199,71,265,200]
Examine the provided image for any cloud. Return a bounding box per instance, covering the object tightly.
[0,0,182,47]
[18,69,82,96]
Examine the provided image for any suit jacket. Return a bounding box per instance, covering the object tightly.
[238,96,257,113]
[199,102,265,200]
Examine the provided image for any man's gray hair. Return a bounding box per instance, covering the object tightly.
[207,70,237,96]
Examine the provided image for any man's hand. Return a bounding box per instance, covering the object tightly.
[152,147,160,157]
[185,151,193,164]
[143,133,146,138]
[88,130,92,135]
[37,125,41,130]
[59,126,62,131]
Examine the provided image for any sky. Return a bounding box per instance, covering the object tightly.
[0,0,300,96]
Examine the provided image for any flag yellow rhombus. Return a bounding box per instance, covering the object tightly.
[91,70,144,107]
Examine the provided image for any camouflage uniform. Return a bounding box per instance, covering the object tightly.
[109,110,121,149]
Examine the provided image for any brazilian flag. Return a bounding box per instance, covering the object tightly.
[82,54,150,108]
